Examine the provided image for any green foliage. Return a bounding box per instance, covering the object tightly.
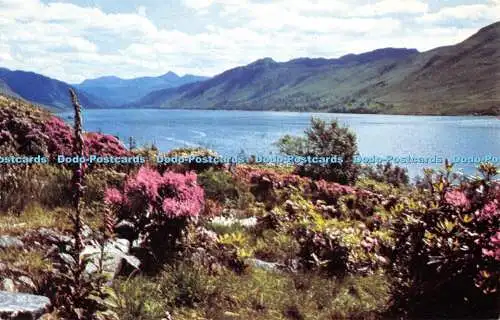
[253,229,299,263]
[198,167,255,210]
[358,162,410,187]
[276,117,358,185]
[198,168,239,203]
[106,277,165,320]
[159,261,216,309]
[389,163,500,318]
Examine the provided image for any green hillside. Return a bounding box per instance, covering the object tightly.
[135,22,500,115]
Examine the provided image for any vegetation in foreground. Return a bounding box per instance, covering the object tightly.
[0,94,498,319]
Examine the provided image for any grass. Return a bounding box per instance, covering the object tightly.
[0,203,70,236]
[108,261,391,320]
[0,247,51,275]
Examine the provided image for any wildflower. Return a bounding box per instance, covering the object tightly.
[476,200,498,221]
[104,188,123,205]
[444,190,470,209]
[124,167,162,201]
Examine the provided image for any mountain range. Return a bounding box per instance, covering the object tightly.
[0,67,103,111]
[135,21,500,115]
[75,72,208,106]
[1,21,499,115]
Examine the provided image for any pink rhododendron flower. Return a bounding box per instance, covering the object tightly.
[481,232,500,261]
[124,166,162,201]
[490,232,500,247]
[117,168,204,219]
[444,190,470,209]
[476,200,498,221]
[104,188,123,205]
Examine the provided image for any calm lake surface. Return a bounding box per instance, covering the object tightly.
[59,109,499,179]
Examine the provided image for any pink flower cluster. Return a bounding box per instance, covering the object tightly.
[105,167,204,219]
[444,190,470,209]
[85,132,130,157]
[482,232,500,261]
[43,116,129,157]
[475,200,499,221]
[43,116,74,155]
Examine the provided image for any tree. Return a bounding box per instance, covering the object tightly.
[275,117,358,184]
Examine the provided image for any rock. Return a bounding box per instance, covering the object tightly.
[81,225,93,238]
[0,291,50,319]
[36,228,71,244]
[1,279,15,293]
[17,277,36,291]
[238,217,257,228]
[209,216,258,229]
[82,238,140,278]
[247,258,282,273]
[0,236,24,249]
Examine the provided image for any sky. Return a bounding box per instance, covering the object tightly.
[0,0,499,83]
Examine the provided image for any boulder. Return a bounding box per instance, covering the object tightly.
[210,216,258,229]
[247,258,282,273]
[0,291,50,320]
[82,238,140,278]
[1,279,15,293]
[0,237,24,250]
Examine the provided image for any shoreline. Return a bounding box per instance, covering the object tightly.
[59,107,500,117]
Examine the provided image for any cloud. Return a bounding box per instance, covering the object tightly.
[353,0,429,16]
[0,0,496,83]
[183,0,215,10]
[417,2,500,23]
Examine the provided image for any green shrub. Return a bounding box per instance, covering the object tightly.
[158,261,216,309]
[198,168,239,203]
[275,117,358,185]
[389,163,500,318]
[358,162,409,187]
[107,277,165,320]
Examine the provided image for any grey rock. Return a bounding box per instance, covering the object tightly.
[0,291,50,319]
[0,236,24,249]
[248,258,282,273]
[1,279,15,293]
[210,216,258,229]
[36,228,71,244]
[83,238,139,278]
[17,277,36,291]
[239,217,257,228]
[81,225,93,238]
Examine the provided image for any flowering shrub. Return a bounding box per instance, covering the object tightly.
[43,116,74,156]
[275,117,359,184]
[84,132,130,157]
[262,191,391,276]
[389,163,499,318]
[105,167,204,268]
[40,116,129,158]
[234,166,379,215]
[158,147,222,173]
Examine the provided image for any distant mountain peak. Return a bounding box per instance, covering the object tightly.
[465,20,500,42]
[162,71,179,78]
[477,21,500,33]
[249,57,277,66]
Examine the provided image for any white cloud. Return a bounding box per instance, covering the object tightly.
[353,0,429,16]
[137,5,147,17]
[417,3,500,22]
[183,0,215,10]
[0,0,496,83]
